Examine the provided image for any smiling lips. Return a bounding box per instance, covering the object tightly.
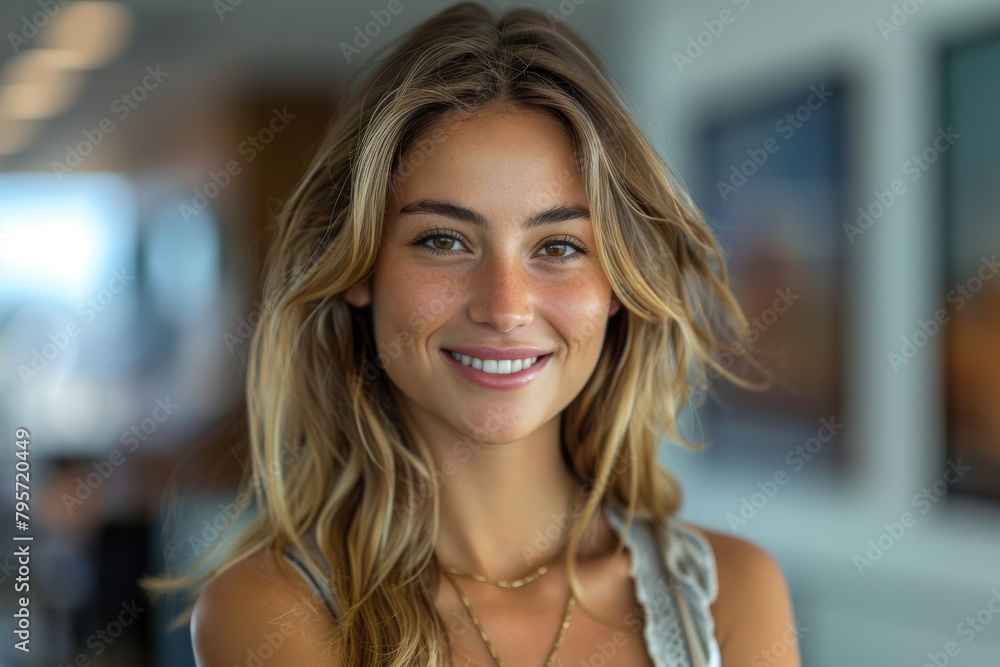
[448,351,541,374]
[441,348,553,389]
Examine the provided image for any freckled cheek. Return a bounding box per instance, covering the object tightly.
[374,267,467,345]
[542,280,611,355]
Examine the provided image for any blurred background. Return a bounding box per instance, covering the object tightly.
[0,0,997,665]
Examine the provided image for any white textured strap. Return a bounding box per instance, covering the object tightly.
[675,581,709,667]
[604,503,722,666]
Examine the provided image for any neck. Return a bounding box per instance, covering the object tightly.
[411,410,606,581]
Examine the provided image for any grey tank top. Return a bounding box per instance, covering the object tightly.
[283,502,721,667]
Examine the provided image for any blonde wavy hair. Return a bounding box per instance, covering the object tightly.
[144,2,768,664]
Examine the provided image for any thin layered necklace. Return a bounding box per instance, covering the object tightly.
[437,488,587,666]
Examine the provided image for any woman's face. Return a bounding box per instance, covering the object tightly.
[344,103,620,446]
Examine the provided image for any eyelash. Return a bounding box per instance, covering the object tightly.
[410,227,590,264]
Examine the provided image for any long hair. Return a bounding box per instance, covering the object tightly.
[143,2,768,664]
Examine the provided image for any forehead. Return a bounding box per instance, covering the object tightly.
[391,104,586,210]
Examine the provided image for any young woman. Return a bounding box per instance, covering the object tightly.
[145,3,800,665]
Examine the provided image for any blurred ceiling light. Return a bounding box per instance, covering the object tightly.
[0,78,84,120]
[0,116,41,155]
[0,48,85,84]
[39,2,133,70]
[0,50,85,119]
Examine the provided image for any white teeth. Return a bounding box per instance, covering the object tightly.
[450,351,540,374]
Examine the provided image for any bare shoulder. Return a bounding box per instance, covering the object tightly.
[191,548,339,667]
[677,522,802,667]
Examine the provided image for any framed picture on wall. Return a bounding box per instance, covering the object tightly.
[687,74,852,477]
[939,26,1000,502]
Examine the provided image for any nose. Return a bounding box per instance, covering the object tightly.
[466,254,534,332]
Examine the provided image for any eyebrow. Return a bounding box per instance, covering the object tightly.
[398,198,590,230]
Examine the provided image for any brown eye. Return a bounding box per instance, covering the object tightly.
[431,237,456,250]
[543,241,586,262]
[412,231,468,256]
[538,235,588,263]
[541,243,573,258]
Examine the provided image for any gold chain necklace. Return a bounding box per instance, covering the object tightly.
[441,545,565,588]
[441,568,576,667]
[437,485,587,666]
